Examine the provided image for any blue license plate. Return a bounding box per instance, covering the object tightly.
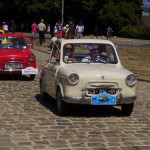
[91,92,116,105]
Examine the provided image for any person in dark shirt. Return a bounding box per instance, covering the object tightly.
[68,22,75,39]
[10,20,17,33]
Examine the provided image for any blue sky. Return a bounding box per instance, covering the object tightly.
[143,0,150,5]
[142,0,150,12]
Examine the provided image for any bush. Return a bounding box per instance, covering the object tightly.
[119,26,150,39]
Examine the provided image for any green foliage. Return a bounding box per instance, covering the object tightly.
[119,25,150,39]
[0,0,145,38]
[98,0,142,35]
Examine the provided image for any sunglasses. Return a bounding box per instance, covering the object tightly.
[91,48,99,52]
[65,48,73,52]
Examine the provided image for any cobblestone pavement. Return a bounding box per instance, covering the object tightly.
[0,48,150,150]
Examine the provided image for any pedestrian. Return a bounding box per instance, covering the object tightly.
[2,22,9,33]
[37,19,46,45]
[53,23,58,36]
[47,24,51,34]
[68,22,75,39]
[31,21,37,40]
[10,20,17,33]
[75,21,84,39]
[106,26,113,40]
[20,22,25,32]
[64,24,69,39]
[57,21,62,38]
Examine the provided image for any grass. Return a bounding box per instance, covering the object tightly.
[117,46,150,78]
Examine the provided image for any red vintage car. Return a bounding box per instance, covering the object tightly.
[0,33,38,80]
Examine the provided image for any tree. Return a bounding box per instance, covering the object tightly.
[0,0,143,35]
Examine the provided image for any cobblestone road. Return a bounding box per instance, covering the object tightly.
[0,48,150,150]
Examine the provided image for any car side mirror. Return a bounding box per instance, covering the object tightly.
[28,43,33,48]
[51,57,57,63]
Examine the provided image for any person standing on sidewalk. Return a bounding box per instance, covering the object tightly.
[2,22,9,33]
[68,22,75,39]
[10,20,17,33]
[57,21,62,38]
[47,24,51,34]
[37,19,46,46]
[31,21,37,40]
[75,21,84,39]
[64,24,69,39]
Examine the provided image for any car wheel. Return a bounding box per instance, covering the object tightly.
[121,102,134,116]
[40,80,49,101]
[57,89,68,116]
[30,75,35,80]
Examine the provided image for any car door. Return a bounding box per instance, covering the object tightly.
[45,41,61,98]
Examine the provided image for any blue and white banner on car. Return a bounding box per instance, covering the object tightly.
[22,67,38,75]
[91,92,116,105]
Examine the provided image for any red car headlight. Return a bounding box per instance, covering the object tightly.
[29,54,35,61]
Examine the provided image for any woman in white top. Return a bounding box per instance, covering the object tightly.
[2,22,9,33]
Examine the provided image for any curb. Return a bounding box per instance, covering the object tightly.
[137,77,150,82]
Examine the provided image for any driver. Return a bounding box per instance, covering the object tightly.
[82,44,108,63]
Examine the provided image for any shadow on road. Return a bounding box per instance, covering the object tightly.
[0,74,34,81]
[35,94,126,118]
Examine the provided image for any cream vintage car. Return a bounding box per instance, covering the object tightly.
[40,39,137,116]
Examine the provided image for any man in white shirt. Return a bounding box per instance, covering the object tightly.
[75,21,84,39]
[37,19,46,45]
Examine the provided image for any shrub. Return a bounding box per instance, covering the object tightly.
[119,25,150,39]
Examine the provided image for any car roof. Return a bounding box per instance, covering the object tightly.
[56,38,115,46]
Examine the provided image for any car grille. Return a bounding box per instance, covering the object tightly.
[85,82,121,96]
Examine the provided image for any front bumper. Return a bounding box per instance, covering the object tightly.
[63,95,136,105]
[0,67,38,75]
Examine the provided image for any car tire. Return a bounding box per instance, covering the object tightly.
[30,75,35,80]
[56,89,68,116]
[121,102,134,116]
[40,80,49,101]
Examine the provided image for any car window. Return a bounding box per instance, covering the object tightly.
[63,43,117,64]
[50,43,60,64]
[0,36,26,49]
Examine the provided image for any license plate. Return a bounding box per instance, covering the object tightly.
[5,63,23,69]
[91,92,116,105]
[88,88,117,95]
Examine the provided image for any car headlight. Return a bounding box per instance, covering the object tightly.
[68,73,79,84]
[29,54,35,61]
[126,74,137,86]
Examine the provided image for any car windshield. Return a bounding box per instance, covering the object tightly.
[0,36,26,49]
[63,43,117,64]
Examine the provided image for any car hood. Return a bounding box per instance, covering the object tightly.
[0,48,28,56]
[61,64,132,80]
[0,48,30,63]
[0,48,29,58]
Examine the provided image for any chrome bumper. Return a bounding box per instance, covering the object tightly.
[0,68,22,71]
[63,95,137,105]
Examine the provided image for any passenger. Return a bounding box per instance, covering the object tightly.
[63,44,76,62]
[52,50,60,62]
